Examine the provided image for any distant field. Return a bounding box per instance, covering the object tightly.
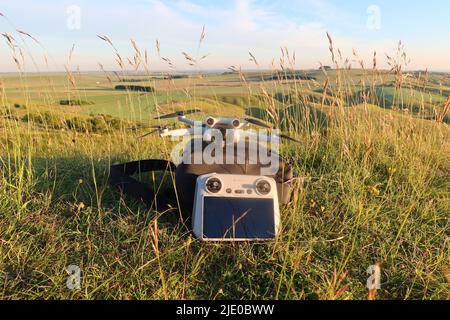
[2,69,449,124]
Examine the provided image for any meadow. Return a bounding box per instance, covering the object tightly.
[0,40,449,299]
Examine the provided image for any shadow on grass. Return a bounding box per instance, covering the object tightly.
[30,155,180,224]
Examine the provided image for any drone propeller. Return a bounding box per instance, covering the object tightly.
[244,118,300,143]
[244,117,273,129]
[138,125,170,139]
[154,109,201,120]
[279,133,301,143]
[128,125,158,132]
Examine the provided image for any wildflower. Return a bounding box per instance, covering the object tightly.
[388,167,397,174]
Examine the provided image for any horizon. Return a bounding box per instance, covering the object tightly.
[1,67,450,75]
[1,1,450,73]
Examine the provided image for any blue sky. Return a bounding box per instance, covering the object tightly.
[0,0,449,72]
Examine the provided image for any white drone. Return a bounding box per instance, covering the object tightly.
[133,109,300,143]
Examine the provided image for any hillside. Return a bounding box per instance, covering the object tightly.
[0,69,449,299]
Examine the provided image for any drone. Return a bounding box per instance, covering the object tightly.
[112,108,297,241]
[131,109,300,143]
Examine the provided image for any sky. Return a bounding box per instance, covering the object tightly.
[0,0,449,72]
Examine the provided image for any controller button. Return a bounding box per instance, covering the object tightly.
[206,178,222,193]
[256,179,271,195]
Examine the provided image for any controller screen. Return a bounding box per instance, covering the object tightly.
[203,197,276,239]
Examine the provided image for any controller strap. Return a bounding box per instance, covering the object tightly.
[109,160,177,210]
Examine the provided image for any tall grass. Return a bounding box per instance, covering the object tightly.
[0,25,449,299]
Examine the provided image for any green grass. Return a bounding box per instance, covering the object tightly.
[375,86,446,112]
[0,68,449,300]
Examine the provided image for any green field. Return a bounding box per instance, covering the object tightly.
[0,67,449,299]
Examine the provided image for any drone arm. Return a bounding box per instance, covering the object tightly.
[178,116,197,127]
